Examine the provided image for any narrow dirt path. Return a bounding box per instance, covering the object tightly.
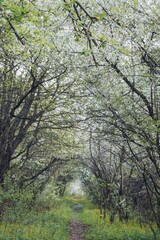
[69,218,85,240]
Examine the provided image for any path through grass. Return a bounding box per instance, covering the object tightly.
[0,196,160,240]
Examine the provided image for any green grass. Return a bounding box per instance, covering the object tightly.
[78,207,160,240]
[0,199,73,240]
[63,195,94,209]
[0,195,159,240]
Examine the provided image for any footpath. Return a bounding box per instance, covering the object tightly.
[69,203,85,240]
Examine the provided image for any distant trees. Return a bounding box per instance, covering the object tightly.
[78,125,130,221]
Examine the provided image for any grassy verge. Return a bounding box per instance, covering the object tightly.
[0,199,73,240]
[78,206,160,240]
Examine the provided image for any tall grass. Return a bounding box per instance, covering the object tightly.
[0,199,73,240]
[0,195,159,240]
[78,207,160,240]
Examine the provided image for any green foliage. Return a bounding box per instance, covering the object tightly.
[0,0,4,5]
[78,208,159,240]
[35,189,60,211]
[8,5,29,22]
[81,48,92,56]
[0,198,73,240]
[0,212,70,240]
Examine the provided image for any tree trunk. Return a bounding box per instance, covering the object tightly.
[156,198,160,229]
[0,152,11,184]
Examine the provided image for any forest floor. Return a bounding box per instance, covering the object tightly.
[69,218,85,240]
[0,195,159,240]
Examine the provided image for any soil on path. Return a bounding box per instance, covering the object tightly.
[69,219,85,240]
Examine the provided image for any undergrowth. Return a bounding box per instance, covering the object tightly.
[78,207,160,240]
[0,199,73,240]
[0,194,160,240]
